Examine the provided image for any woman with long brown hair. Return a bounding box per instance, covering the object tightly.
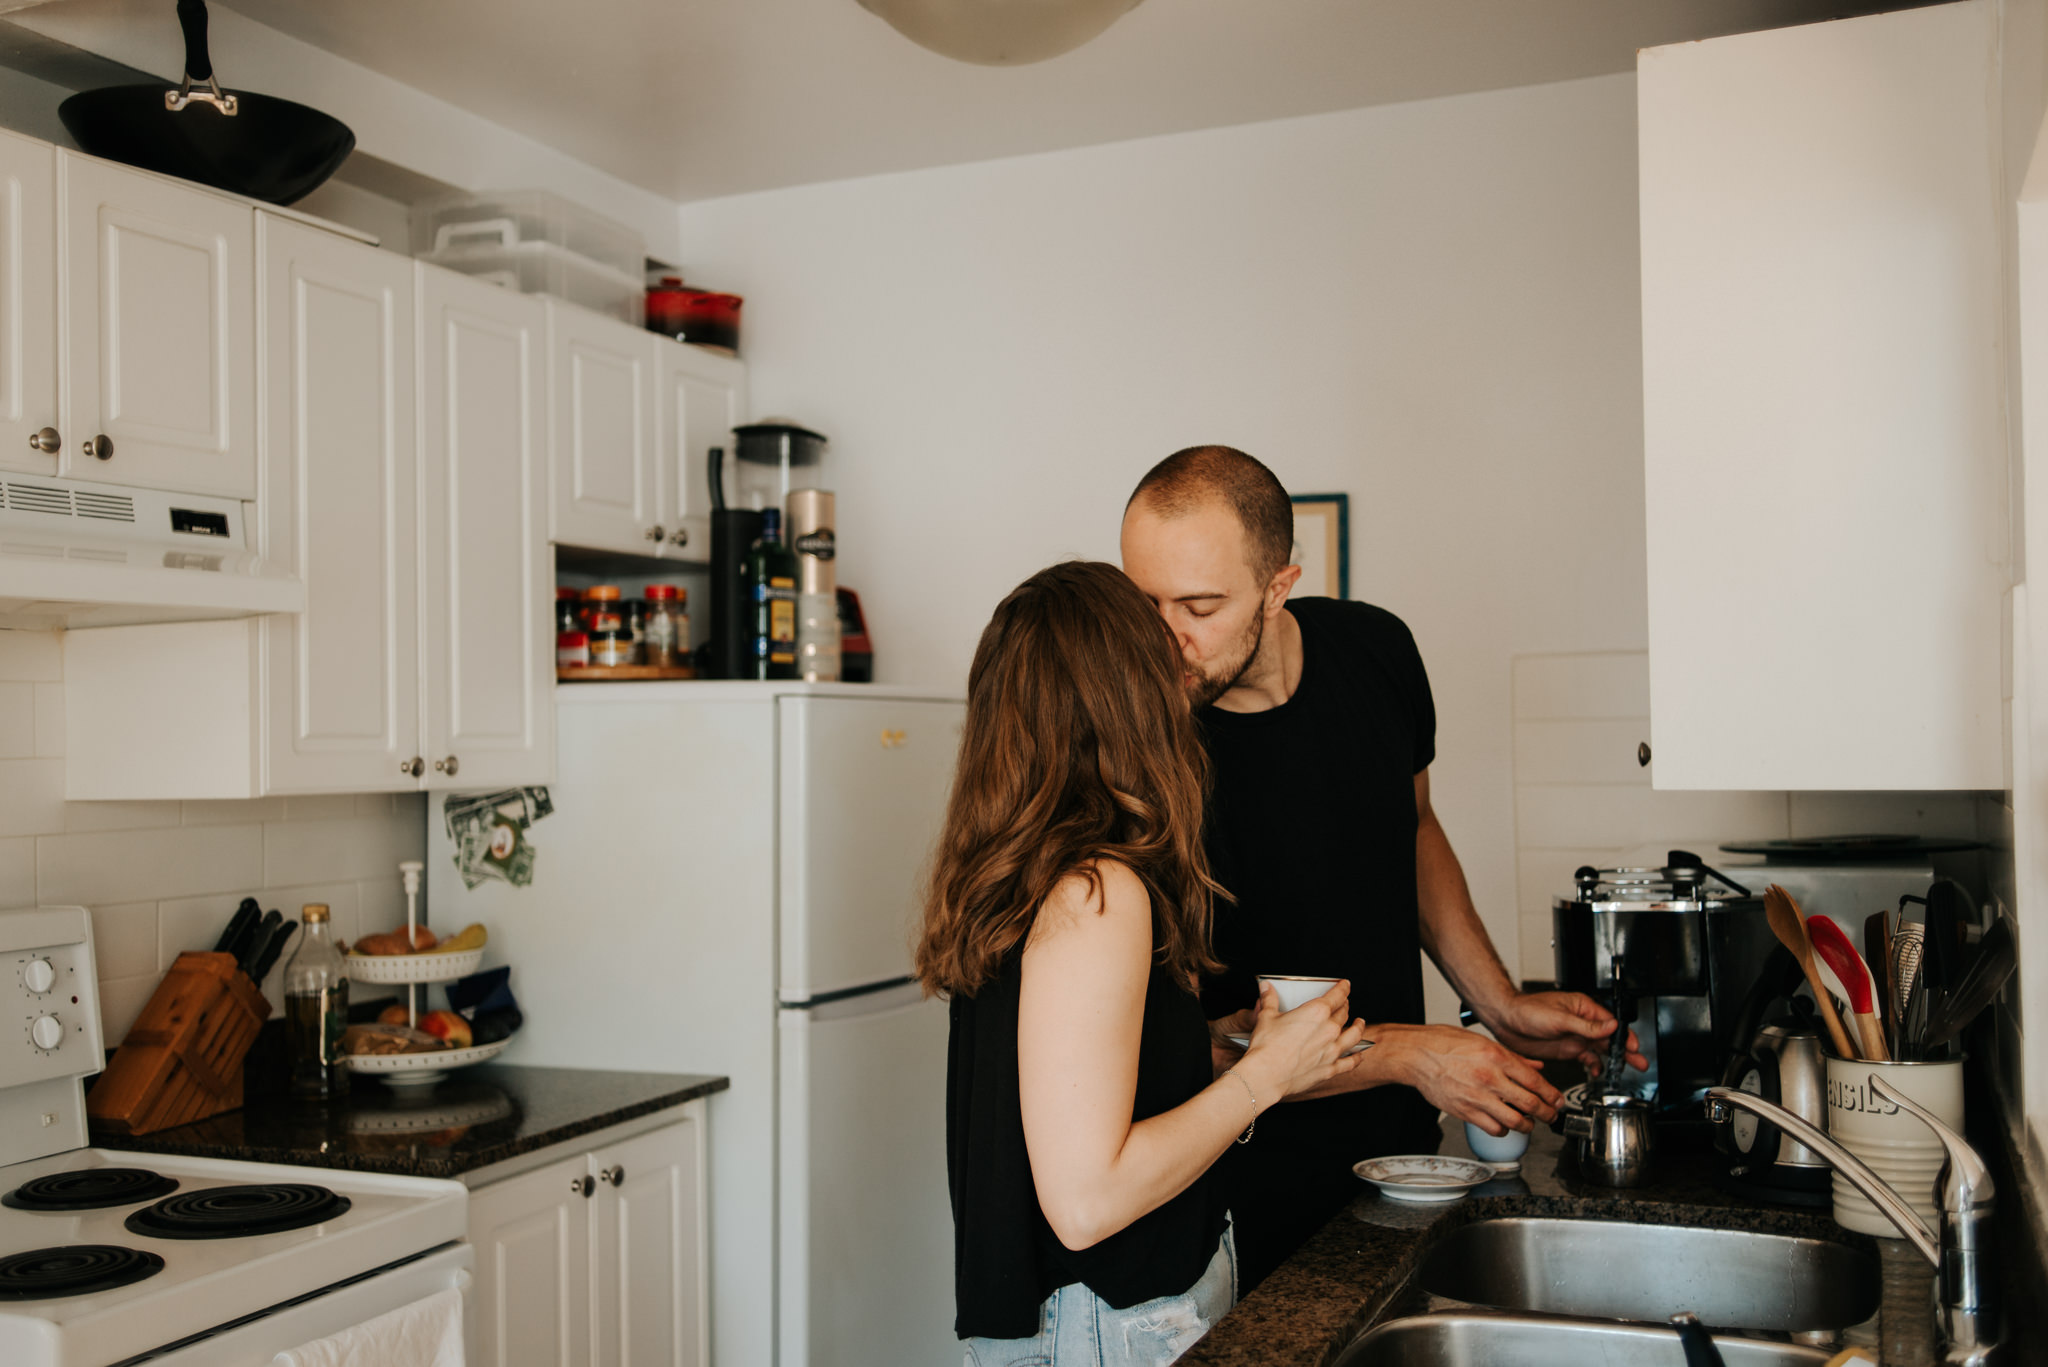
[919,561,1366,1366]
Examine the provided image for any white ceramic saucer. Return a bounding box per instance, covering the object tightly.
[1224,1033,1372,1056]
[1351,1154,1497,1203]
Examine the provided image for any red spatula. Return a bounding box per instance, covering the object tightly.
[1809,913,1890,1062]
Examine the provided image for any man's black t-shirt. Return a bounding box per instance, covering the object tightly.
[1198,597,1442,1279]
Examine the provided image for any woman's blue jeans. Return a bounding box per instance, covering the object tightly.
[963,1222,1237,1367]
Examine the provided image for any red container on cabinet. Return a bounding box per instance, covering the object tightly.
[646,276,742,355]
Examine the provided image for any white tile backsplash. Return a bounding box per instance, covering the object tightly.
[0,681,35,758]
[38,824,267,906]
[1512,652,1652,720]
[1510,650,1994,982]
[0,837,31,907]
[32,683,63,758]
[62,797,186,833]
[0,627,430,1042]
[0,758,66,838]
[0,630,61,682]
[89,902,157,979]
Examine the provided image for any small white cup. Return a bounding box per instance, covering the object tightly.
[1256,974,1341,1013]
[1464,1120,1531,1171]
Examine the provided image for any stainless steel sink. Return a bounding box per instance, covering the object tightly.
[1414,1217,1879,1331]
[1334,1313,1836,1367]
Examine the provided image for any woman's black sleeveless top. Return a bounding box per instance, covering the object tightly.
[945,952,1227,1339]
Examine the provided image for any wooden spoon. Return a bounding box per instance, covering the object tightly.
[1765,884,1858,1059]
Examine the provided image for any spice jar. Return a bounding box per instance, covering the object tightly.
[644,584,687,667]
[555,587,582,636]
[583,586,630,667]
[557,630,590,668]
[624,598,648,666]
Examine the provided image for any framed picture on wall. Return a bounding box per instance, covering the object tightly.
[1289,493,1349,600]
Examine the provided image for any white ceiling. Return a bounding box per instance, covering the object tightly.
[135,0,1921,203]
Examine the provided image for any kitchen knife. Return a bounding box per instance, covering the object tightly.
[212,897,260,956]
[236,909,283,978]
[249,918,297,986]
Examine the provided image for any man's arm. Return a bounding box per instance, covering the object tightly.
[1412,769,1645,1076]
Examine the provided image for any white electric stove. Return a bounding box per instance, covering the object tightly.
[0,907,471,1367]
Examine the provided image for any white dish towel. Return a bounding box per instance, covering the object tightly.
[272,1288,465,1367]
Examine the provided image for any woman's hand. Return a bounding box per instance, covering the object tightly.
[1236,979,1367,1101]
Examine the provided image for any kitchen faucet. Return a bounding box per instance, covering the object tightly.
[1705,1077,1996,1366]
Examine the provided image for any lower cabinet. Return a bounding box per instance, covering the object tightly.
[469,1110,707,1367]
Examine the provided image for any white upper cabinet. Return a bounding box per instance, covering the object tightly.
[60,152,257,499]
[656,343,745,561]
[418,266,553,790]
[1638,0,2007,790]
[260,215,420,794]
[0,131,56,478]
[548,301,660,554]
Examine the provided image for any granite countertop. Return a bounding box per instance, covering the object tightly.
[91,1065,729,1179]
[1183,1115,1947,1367]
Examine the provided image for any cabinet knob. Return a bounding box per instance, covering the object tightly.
[434,755,460,776]
[667,527,689,547]
[1637,742,1652,768]
[881,729,908,750]
[401,756,425,778]
[27,427,58,454]
[601,1165,625,1187]
[572,1175,595,1198]
[82,435,113,461]
[645,524,666,542]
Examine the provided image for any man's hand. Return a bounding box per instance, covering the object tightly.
[1373,1023,1562,1136]
[1481,990,1647,1078]
[1208,1007,1256,1078]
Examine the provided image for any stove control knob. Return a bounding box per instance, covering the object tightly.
[22,958,55,993]
[30,1014,62,1050]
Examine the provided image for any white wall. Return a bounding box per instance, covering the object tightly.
[677,74,1648,1016]
[0,630,429,1041]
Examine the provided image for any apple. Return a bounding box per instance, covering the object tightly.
[417,1009,473,1049]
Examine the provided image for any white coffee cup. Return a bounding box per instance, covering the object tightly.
[1256,974,1342,1013]
[1464,1120,1531,1171]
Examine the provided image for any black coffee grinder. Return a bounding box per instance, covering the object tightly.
[701,425,829,679]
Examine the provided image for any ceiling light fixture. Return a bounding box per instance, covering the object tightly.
[857,0,1145,65]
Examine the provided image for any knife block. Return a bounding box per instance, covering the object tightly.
[87,951,271,1135]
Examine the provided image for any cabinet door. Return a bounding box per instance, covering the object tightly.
[655,341,745,560]
[419,266,553,790]
[0,130,55,477]
[259,215,420,793]
[60,152,256,498]
[469,1153,593,1367]
[1639,3,2006,789]
[590,1118,706,1367]
[548,301,660,554]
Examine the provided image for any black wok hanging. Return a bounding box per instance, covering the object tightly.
[57,0,354,206]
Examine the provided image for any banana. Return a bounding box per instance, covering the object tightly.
[427,922,487,954]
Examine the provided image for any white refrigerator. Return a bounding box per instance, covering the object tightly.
[428,681,964,1367]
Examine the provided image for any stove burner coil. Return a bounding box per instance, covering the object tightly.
[3,1168,179,1211]
[124,1183,351,1241]
[0,1245,165,1300]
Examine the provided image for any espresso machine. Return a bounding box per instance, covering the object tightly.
[1552,851,1778,1128]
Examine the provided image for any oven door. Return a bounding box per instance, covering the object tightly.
[131,1242,472,1366]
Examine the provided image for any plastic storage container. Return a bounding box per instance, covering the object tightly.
[422,239,644,325]
[411,189,644,280]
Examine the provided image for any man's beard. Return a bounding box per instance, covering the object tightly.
[1185,609,1265,710]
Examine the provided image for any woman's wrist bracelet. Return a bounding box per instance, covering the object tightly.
[1223,1067,1259,1144]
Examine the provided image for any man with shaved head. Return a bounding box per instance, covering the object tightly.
[1120,445,1640,1289]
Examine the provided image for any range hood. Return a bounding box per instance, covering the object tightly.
[0,474,304,630]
